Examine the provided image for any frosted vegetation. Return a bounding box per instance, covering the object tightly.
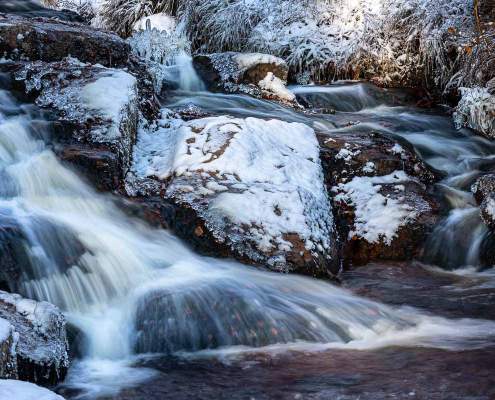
[454,85,495,139]
[68,0,491,95]
[42,0,493,99]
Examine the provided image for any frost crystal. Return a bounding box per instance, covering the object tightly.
[454,86,495,139]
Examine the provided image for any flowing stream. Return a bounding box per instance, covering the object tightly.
[1,66,495,399]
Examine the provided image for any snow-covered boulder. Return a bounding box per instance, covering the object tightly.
[454,86,495,140]
[193,52,297,105]
[127,113,340,276]
[472,174,495,231]
[14,57,139,191]
[0,379,64,400]
[319,131,438,266]
[0,318,18,379]
[332,173,437,265]
[0,291,68,385]
[0,14,129,67]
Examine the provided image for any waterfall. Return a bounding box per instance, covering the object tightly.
[127,19,205,93]
[1,72,495,398]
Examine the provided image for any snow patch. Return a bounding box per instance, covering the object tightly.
[234,53,287,71]
[0,317,13,342]
[336,143,361,162]
[81,70,137,139]
[484,197,495,219]
[333,171,417,245]
[362,161,375,173]
[0,380,64,400]
[389,143,405,156]
[258,72,295,102]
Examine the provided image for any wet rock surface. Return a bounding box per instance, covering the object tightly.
[13,57,139,191]
[95,345,495,400]
[343,262,495,320]
[0,0,83,22]
[0,216,29,293]
[0,291,68,385]
[0,13,129,67]
[85,261,495,400]
[319,131,439,266]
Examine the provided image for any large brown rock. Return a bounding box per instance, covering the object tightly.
[0,13,129,67]
[126,114,340,277]
[319,131,439,266]
[14,57,139,191]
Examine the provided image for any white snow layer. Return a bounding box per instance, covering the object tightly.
[234,53,287,71]
[0,318,13,342]
[484,197,495,219]
[258,72,295,102]
[81,70,137,139]
[454,86,495,139]
[333,171,417,245]
[131,113,335,265]
[0,380,64,400]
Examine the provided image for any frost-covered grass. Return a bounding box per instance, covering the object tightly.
[90,0,489,94]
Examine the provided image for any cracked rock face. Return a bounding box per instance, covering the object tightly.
[0,291,68,385]
[127,113,340,277]
[14,57,139,191]
[319,131,439,266]
[0,13,129,67]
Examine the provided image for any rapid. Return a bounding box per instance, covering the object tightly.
[1,61,495,399]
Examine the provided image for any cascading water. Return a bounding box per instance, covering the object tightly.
[128,20,205,93]
[1,71,495,398]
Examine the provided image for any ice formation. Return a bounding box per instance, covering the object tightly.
[454,86,495,139]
